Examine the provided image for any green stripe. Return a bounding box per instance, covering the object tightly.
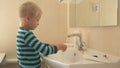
[18,29,28,33]
[25,34,34,43]
[43,46,48,55]
[48,46,52,54]
[17,55,40,59]
[29,38,37,45]
[17,51,38,54]
[38,43,45,51]
[16,42,24,45]
[17,47,33,49]
[19,59,40,63]
[17,33,25,37]
[52,46,55,53]
[17,38,24,41]
[34,41,40,49]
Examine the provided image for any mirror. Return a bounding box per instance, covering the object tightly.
[69,0,118,27]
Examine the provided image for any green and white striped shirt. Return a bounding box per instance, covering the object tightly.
[16,27,57,68]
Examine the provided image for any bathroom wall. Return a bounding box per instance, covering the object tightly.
[0,0,67,60]
[34,0,67,44]
[68,1,120,57]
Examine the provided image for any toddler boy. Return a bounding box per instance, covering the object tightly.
[16,1,67,68]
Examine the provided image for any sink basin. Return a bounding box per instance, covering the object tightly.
[48,48,83,63]
[42,46,120,68]
[42,47,89,68]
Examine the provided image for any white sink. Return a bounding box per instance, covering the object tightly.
[42,47,85,68]
[42,47,120,68]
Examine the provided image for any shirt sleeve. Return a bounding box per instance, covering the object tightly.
[24,31,57,56]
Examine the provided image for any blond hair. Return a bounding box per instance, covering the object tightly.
[19,1,42,18]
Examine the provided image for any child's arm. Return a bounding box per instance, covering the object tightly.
[24,31,67,56]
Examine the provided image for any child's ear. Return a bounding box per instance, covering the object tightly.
[24,16,30,23]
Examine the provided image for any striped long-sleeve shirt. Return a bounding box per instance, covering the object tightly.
[16,27,57,68]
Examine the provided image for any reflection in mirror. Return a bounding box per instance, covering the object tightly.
[69,0,118,27]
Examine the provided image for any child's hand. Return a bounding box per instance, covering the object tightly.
[55,44,67,52]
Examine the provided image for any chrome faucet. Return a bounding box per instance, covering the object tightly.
[67,33,84,50]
